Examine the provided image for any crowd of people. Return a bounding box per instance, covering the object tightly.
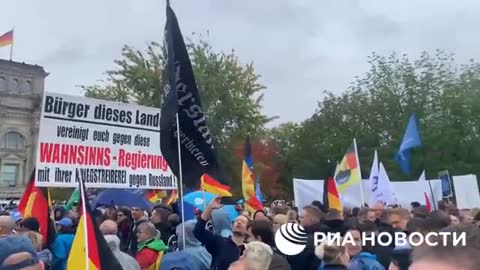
[0,197,479,270]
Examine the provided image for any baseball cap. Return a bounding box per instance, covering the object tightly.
[9,210,23,223]
[56,217,73,228]
[0,235,39,269]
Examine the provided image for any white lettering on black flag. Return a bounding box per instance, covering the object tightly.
[35,93,176,189]
[160,2,227,188]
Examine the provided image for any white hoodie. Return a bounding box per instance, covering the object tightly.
[104,234,141,270]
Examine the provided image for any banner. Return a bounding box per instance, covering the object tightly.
[35,92,176,189]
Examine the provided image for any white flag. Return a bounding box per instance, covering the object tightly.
[368,150,379,206]
[418,170,426,181]
[370,161,397,206]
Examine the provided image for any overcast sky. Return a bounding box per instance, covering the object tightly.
[1,0,479,126]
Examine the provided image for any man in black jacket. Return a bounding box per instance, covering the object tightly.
[194,197,250,270]
[287,204,327,270]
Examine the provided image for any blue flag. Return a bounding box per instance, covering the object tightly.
[395,114,422,174]
[255,177,264,202]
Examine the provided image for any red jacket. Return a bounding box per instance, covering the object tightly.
[135,248,159,270]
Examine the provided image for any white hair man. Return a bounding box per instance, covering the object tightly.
[228,241,273,270]
[100,220,140,270]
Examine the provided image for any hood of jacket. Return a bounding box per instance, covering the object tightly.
[176,220,202,249]
[137,238,168,252]
[211,208,232,237]
[104,234,121,252]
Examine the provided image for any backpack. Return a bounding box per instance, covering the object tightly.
[159,252,196,270]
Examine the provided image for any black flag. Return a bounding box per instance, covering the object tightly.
[160,2,225,188]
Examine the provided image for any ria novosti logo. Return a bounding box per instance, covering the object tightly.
[274,223,308,255]
[275,223,467,256]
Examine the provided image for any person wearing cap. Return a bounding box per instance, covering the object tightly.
[51,217,75,270]
[10,210,24,232]
[0,235,43,270]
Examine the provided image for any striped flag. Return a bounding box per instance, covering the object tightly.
[323,176,343,212]
[67,173,122,269]
[242,137,263,214]
[201,173,232,197]
[18,171,55,246]
[0,29,13,47]
[334,142,361,192]
[165,189,178,205]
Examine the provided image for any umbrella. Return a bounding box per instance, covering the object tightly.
[182,191,238,221]
[91,189,153,211]
[183,191,215,211]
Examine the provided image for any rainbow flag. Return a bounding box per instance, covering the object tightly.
[0,30,13,47]
[242,137,263,214]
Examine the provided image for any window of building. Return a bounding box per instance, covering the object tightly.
[20,80,33,93]
[3,132,24,150]
[0,77,5,92]
[10,78,18,92]
[1,164,18,187]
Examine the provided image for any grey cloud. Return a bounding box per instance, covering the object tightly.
[2,0,480,125]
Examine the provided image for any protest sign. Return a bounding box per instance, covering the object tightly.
[35,92,176,189]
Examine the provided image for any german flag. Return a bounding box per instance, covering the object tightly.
[67,174,122,269]
[241,137,263,214]
[0,30,13,47]
[145,190,160,204]
[334,142,361,192]
[323,176,343,213]
[201,173,232,197]
[18,171,55,246]
[165,189,178,205]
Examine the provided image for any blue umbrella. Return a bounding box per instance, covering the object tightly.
[182,191,238,221]
[183,191,215,211]
[91,189,153,210]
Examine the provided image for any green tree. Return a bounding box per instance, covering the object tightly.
[83,39,271,190]
[289,50,480,184]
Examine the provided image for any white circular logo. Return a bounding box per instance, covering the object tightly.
[194,198,204,205]
[274,223,308,255]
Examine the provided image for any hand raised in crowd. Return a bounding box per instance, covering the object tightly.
[201,197,223,221]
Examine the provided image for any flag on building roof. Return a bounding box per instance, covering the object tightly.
[67,171,122,269]
[334,141,361,192]
[160,0,226,190]
[201,173,232,197]
[18,170,55,246]
[0,29,13,47]
[395,114,422,175]
[242,137,263,214]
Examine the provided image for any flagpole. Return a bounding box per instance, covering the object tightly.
[175,112,186,249]
[79,183,90,270]
[426,174,436,211]
[9,27,14,61]
[353,138,365,206]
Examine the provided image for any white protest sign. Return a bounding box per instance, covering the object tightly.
[35,92,176,189]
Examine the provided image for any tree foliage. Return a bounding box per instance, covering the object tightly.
[288,50,480,182]
[83,40,272,191]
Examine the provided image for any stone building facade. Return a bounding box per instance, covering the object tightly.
[0,59,48,198]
